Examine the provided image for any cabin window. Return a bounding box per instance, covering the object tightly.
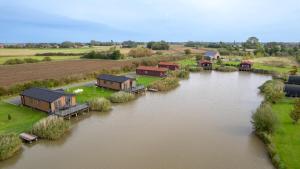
[145,71,148,74]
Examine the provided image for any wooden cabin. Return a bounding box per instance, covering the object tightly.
[96,74,135,91]
[20,88,76,113]
[204,51,220,60]
[158,62,179,70]
[239,61,252,71]
[287,75,300,85]
[198,60,212,70]
[284,84,300,97]
[136,66,168,77]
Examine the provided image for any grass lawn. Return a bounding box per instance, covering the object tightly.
[253,63,296,74]
[66,86,115,103]
[0,55,82,64]
[0,102,46,134]
[272,98,300,169]
[177,57,197,67]
[136,76,161,87]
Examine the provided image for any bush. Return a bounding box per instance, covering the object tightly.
[170,69,190,79]
[259,80,285,103]
[23,58,39,63]
[36,52,84,56]
[147,41,169,50]
[0,134,22,161]
[88,98,111,112]
[189,66,203,72]
[3,59,25,65]
[42,56,52,61]
[251,103,278,133]
[149,77,179,91]
[290,98,300,124]
[215,66,238,72]
[184,49,191,55]
[128,48,153,58]
[82,48,123,60]
[32,116,71,140]
[109,91,135,103]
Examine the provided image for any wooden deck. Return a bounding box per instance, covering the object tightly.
[54,103,89,118]
[20,133,38,143]
[125,85,146,94]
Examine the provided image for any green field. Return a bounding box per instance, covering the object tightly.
[0,55,82,64]
[272,98,300,169]
[177,57,197,67]
[0,102,46,134]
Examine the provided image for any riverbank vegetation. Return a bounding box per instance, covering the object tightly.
[88,98,111,112]
[148,77,179,91]
[3,57,52,65]
[31,116,70,140]
[0,134,22,161]
[215,66,238,72]
[169,69,190,79]
[109,91,135,103]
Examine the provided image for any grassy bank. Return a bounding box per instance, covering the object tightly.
[0,102,46,134]
[67,86,115,103]
[136,76,161,87]
[272,98,300,169]
[0,55,81,64]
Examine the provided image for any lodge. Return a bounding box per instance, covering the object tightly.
[284,75,300,97]
[204,51,220,60]
[239,61,252,71]
[158,62,179,70]
[136,66,168,77]
[198,60,212,70]
[97,74,135,91]
[20,87,89,117]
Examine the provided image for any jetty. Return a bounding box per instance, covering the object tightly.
[19,133,38,143]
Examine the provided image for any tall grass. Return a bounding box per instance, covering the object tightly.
[259,80,285,103]
[149,77,179,91]
[0,134,22,161]
[88,97,112,112]
[109,91,135,103]
[169,69,190,79]
[215,66,238,72]
[31,116,71,140]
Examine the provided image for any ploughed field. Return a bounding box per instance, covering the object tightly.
[0,60,133,87]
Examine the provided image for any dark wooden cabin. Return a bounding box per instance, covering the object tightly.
[20,88,76,113]
[96,74,135,91]
[284,84,300,97]
[198,60,212,70]
[158,62,179,70]
[287,75,300,85]
[136,66,168,77]
[239,61,252,71]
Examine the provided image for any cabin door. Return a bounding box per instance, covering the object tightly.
[66,96,72,107]
[54,100,62,111]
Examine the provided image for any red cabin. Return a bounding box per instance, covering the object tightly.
[198,60,212,70]
[136,66,168,77]
[239,61,252,71]
[158,62,180,70]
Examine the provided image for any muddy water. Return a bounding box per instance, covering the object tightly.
[0,72,273,169]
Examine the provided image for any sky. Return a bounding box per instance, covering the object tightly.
[0,0,300,42]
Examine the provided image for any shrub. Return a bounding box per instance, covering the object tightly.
[147,41,169,50]
[290,98,300,124]
[0,134,22,161]
[251,103,278,133]
[82,48,123,60]
[42,56,52,61]
[149,77,179,91]
[184,49,191,55]
[189,66,203,72]
[259,80,285,103]
[23,58,39,63]
[32,116,71,140]
[215,66,238,72]
[170,69,190,79]
[109,91,135,103]
[128,48,153,58]
[88,98,111,112]
[3,59,25,65]
[36,52,85,56]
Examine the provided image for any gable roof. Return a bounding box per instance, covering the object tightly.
[287,75,300,85]
[136,66,168,72]
[199,60,212,64]
[21,87,66,102]
[240,60,253,65]
[97,74,131,83]
[204,51,219,57]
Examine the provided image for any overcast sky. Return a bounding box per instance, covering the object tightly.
[0,0,299,42]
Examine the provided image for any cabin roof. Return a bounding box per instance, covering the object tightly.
[158,62,179,66]
[97,74,131,83]
[241,60,253,65]
[287,75,300,85]
[285,84,300,93]
[200,60,212,64]
[137,66,168,72]
[204,51,219,57]
[21,87,67,102]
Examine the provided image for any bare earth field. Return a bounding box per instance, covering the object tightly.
[0,60,133,87]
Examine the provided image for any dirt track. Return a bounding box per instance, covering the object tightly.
[0,60,133,87]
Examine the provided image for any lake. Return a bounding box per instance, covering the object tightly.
[0,71,273,169]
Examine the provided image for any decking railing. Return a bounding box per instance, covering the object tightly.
[54,103,89,117]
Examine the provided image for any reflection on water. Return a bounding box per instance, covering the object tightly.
[0,72,274,169]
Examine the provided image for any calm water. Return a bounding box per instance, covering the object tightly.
[0,72,273,169]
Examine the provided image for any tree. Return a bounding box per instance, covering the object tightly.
[60,41,75,48]
[251,103,278,133]
[122,40,138,48]
[184,49,191,55]
[243,37,260,49]
[290,99,300,124]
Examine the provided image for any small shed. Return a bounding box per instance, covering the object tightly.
[136,66,168,77]
[204,51,220,60]
[239,61,252,71]
[284,84,300,97]
[158,62,180,70]
[96,74,135,91]
[198,60,212,70]
[287,75,300,85]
